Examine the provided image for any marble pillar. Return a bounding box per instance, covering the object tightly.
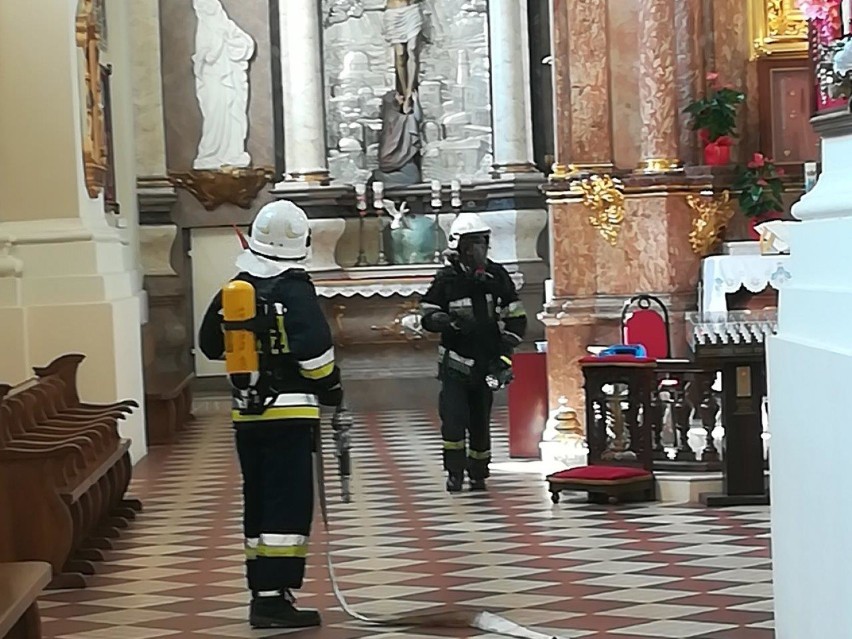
[551,0,613,171]
[711,0,752,163]
[637,0,680,172]
[674,0,704,166]
[277,0,329,184]
[489,0,537,175]
[543,190,700,415]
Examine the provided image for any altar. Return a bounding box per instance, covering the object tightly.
[700,248,792,314]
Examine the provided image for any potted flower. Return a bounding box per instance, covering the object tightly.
[683,72,746,166]
[732,153,785,239]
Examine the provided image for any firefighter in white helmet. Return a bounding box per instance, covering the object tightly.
[198,200,342,629]
[419,213,527,492]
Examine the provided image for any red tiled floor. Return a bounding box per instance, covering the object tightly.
[39,405,774,638]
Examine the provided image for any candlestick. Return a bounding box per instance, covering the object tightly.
[430,179,442,209]
[450,179,462,209]
[430,181,443,264]
[372,182,388,266]
[372,181,384,210]
[355,183,368,267]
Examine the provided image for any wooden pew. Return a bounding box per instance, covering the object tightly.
[0,562,51,639]
[144,371,194,445]
[0,354,141,589]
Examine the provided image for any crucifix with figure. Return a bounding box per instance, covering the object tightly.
[383,0,423,114]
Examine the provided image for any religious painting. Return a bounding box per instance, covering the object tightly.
[322,0,492,185]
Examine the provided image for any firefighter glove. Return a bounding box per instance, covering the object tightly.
[319,382,344,407]
[449,312,477,335]
[485,355,514,391]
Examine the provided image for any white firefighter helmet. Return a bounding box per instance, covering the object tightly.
[248,200,311,261]
[235,201,311,278]
[447,212,490,250]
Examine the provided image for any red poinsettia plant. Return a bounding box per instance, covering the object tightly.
[683,72,746,165]
[732,153,785,219]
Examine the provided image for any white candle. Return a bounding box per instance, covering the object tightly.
[844,0,852,34]
[372,181,384,209]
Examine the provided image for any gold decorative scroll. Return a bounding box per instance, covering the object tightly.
[167,167,274,210]
[686,191,735,257]
[749,0,809,58]
[574,175,626,247]
[76,0,108,199]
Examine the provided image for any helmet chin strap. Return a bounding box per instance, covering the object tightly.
[249,248,307,263]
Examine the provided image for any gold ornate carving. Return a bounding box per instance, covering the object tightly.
[574,175,626,247]
[750,0,808,58]
[635,158,682,174]
[168,167,275,211]
[686,191,735,257]
[76,0,107,199]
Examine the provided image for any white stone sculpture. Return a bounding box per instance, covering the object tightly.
[191,0,256,171]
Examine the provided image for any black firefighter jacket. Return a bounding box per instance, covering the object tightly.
[198,269,341,424]
[419,260,528,381]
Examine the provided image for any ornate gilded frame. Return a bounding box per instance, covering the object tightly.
[76,0,108,199]
[749,0,809,58]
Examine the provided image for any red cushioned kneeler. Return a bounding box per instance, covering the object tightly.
[550,466,652,483]
[546,464,655,504]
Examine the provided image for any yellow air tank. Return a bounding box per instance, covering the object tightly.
[222,280,259,391]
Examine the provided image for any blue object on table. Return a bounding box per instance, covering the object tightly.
[598,344,647,358]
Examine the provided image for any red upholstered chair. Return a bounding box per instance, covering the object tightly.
[621,294,671,359]
[546,358,656,504]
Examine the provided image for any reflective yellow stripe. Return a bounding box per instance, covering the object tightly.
[300,361,335,380]
[468,449,491,460]
[245,545,308,559]
[299,347,335,380]
[443,440,465,450]
[231,406,321,422]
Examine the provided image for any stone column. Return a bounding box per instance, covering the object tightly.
[674,0,704,166]
[636,0,680,172]
[550,0,613,172]
[489,0,537,175]
[277,0,330,184]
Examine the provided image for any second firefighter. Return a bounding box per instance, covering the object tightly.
[420,213,528,492]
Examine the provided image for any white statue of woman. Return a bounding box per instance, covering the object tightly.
[191,0,256,171]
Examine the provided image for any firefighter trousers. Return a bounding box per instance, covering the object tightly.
[439,377,494,480]
[235,422,315,594]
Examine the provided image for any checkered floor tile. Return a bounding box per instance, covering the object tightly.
[40,402,774,638]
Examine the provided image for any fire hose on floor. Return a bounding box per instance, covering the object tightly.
[317,402,562,639]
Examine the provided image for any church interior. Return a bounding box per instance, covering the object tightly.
[1,0,851,637]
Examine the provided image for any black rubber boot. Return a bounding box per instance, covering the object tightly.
[469,478,487,492]
[249,593,321,629]
[446,472,464,493]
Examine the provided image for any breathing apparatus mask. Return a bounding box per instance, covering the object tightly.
[458,232,490,281]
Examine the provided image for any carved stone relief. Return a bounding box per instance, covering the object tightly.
[322,0,492,183]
